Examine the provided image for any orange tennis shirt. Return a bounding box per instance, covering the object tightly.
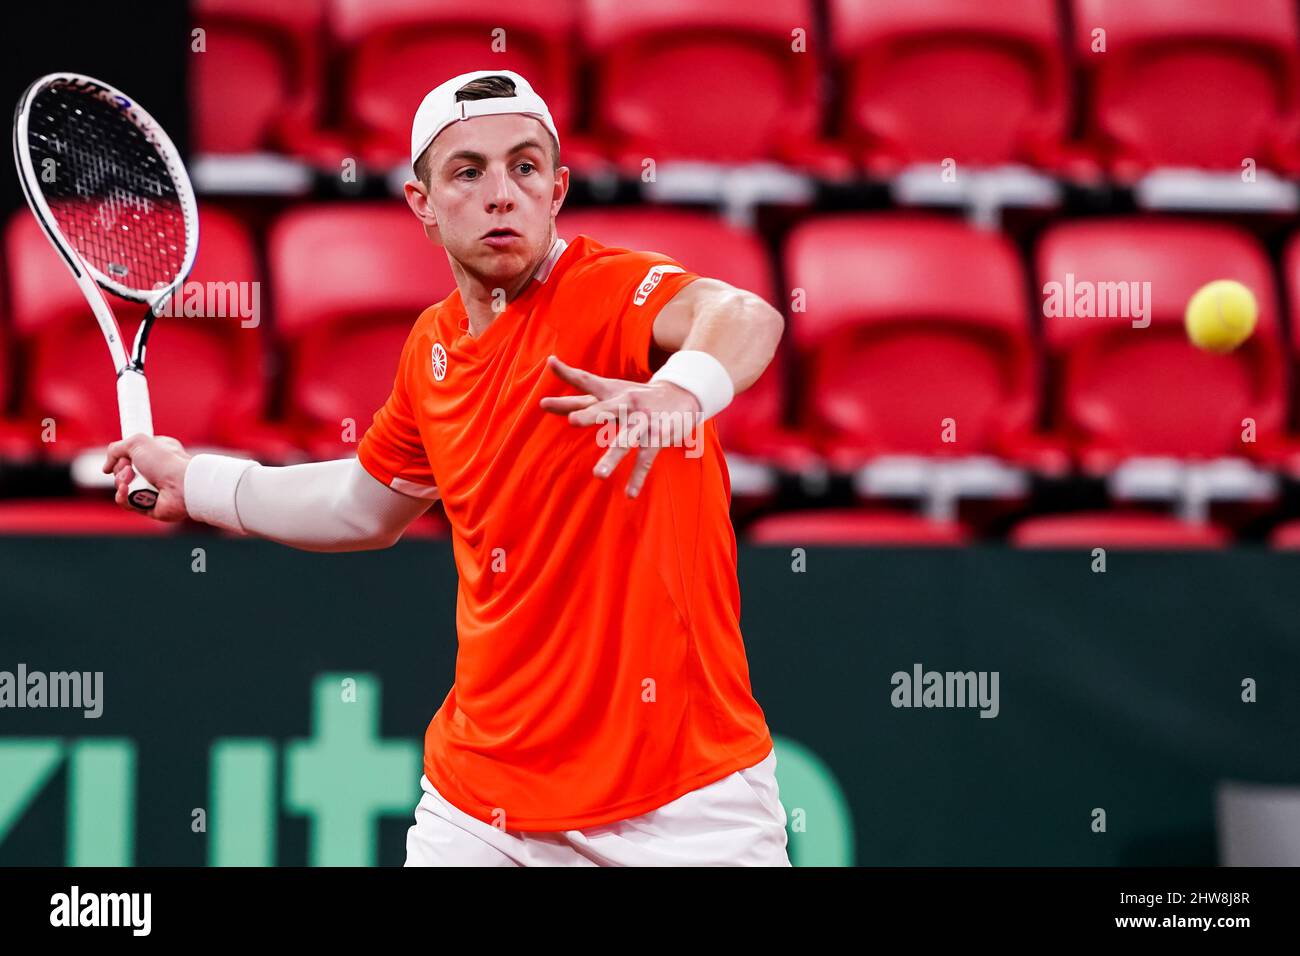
[358,234,774,831]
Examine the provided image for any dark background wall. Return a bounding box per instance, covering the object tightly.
[1,538,1297,866]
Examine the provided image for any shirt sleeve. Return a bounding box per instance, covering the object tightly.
[357,322,440,500]
[588,251,702,382]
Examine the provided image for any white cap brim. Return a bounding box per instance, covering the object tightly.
[410,69,561,172]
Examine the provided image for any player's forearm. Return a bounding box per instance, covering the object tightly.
[184,456,433,552]
[676,288,783,393]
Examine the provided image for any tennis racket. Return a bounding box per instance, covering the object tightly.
[12,72,198,511]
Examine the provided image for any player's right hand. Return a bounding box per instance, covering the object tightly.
[102,435,192,522]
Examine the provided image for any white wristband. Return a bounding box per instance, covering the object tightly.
[184,453,257,533]
[650,350,734,421]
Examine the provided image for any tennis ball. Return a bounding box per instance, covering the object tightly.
[1185,280,1258,353]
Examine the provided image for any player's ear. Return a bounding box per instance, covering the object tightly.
[403,178,438,229]
[550,165,570,219]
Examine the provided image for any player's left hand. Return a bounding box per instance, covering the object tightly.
[540,355,702,497]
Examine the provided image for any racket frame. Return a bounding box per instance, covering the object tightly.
[12,72,200,510]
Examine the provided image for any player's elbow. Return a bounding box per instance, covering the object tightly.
[734,293,784,389]
[752,295,784,353]
[332,509,407,551]
[346,532,403,552]
[356,524,407,551]
[373,526,408,550]
[288,531,401,554]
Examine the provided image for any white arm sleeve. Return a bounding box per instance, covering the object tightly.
[183,454,437,552]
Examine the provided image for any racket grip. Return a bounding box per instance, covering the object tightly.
[117,369,159,511]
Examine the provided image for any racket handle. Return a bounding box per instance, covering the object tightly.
[117,369,159,512]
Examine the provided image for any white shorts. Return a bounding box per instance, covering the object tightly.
[404,749,791,866]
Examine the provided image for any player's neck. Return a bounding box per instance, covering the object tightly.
[453,232,557,338]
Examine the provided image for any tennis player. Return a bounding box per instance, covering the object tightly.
[103,70,789,866]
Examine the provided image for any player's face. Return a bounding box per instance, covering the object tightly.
[418,114,566,284]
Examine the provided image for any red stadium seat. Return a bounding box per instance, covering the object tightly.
[1011,512,1229,549]
[581,0,833,170]
[1276,233,1300,474]
[332,0,581,169]
[4,206,285,461]
[1268,519,1300,550]
[191,0,333,159]
[747,508,970,545]
[0,419,34,462]
[557,208,807,465]
[1070,0,1300,177]
[784,214,1058,472]
[0,307,8,408]
[0,307,36,460]
[269,203,455,459]
[829,0,1070,174]
[1037,218,1285,472]
[0,499,180,535]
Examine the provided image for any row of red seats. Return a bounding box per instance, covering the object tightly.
[1,497,1295,550]
[2,203,1300,482]
[194,0,1300,178]
[746,508,1300,549]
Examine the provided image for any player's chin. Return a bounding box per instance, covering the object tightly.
[473,245,529,277]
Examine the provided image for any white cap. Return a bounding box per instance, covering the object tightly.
[410,70,561,172]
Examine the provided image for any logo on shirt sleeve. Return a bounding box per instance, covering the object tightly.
[633,264,685,306]
[431,342,448,381]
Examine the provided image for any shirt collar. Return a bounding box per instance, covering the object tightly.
[531,236,568,284]
[451,235,568,336]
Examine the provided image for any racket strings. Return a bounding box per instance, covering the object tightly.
[26,85,187,294]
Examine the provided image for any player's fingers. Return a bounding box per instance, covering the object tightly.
[114,480,129,509]
[538,394,599,414]
[593,440,632,478]
[594,412,650,477]
[103,445,130,473]
[547,355,618,400]
[115,463,135,485]
[625,445,661,498]
[569,396,626,429]
[103,435,143,471]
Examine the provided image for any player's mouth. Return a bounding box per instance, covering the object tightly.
[481,228,521,249]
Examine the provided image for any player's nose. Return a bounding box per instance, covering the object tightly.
[484,167,516,213]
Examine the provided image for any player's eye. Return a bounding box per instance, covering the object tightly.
[457,167,480,180]
[517,162,536,175]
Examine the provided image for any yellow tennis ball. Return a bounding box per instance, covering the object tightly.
[1185,280,1258,353]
